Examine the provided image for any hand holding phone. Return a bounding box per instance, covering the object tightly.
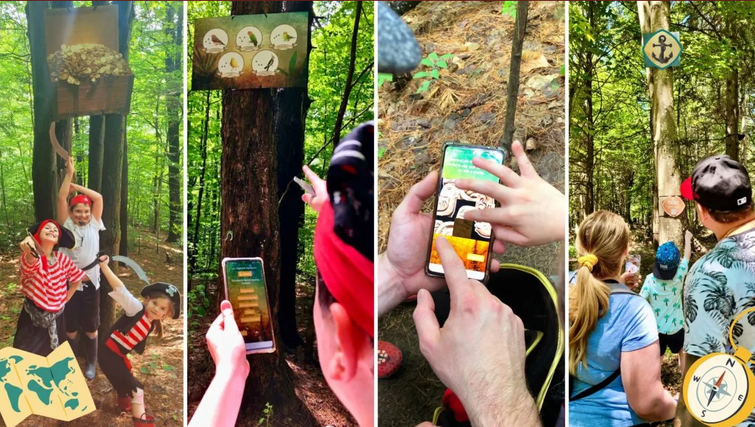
[426,144,506,281]
[222,258,276,354]
[293,176,314,196]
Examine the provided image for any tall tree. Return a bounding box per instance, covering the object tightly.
[639,1,682,248]
[166,1,182,243]
[275,0,313,350]
[219,1,314,422]
[100,0,134,335]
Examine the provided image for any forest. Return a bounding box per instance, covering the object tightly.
[0,1,184,425]
[569,0,755,405]
[186,2,373,425]
[570,1,755,241]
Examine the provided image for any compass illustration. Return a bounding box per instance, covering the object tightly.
[683,308,755,426]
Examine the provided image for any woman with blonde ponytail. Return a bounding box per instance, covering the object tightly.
[569,211,677,427]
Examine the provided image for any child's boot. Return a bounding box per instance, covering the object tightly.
[133,413,155,427]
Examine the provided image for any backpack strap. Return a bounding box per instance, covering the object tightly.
[570,283,642,401]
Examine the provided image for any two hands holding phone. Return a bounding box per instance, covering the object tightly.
[379,140,564,426]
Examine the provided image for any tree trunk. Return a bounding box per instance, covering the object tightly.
[189,91,211,275]
[639,1,682,248]
[331,1,363,147]
[501,1,529,152]
[100,1,134,336]
[88,116,105,192]
[120,122,129,257]
[724,68,739,161]
[166,2,182,243]
[219,2,314,423]
[275,0,313,350]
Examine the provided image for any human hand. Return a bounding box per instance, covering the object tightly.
[20,236,36,254]
[66,157,75,178]
[620,271,641,288]
[456,140,565,246]
[206,300,249,378]
[414,423,436,427]
[98,254,110,266]
[685,230,692,242]
[412,236,536,425]
[301,165,328,213]
[383,171,504,303]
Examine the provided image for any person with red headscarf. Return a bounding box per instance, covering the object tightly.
[15,219,85,356]
[57,157,105,379]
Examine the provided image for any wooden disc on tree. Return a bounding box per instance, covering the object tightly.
[662,196,685,218]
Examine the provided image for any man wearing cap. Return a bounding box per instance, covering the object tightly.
[57,157,106,380]
[639,230,692,373]
[675,155,755,426]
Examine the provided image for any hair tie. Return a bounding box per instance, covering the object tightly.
[578,254,598,272]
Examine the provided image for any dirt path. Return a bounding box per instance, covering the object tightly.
[378,2,565,425]
[0,229,184,427]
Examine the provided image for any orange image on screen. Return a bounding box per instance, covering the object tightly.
[429,234,489,272]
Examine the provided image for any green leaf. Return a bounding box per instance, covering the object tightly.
[139,366,151,375]
[502,1,517,17]
[421,58,435,67]
[163,364,175,371]
[378,73,393,87]
[428,52,438,61]
[439,54,454,60]
[378,147,386,158]
[430,69,440,79]
[258,419,265,425]
[413,71,429,79]
[416,80,432,93]
[436,61,448,69]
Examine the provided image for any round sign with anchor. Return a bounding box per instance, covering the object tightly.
[643,29,682,69]
[683,308,755,426]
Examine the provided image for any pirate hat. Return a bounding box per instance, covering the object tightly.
[141,282,181,319]
[28,220,76,249]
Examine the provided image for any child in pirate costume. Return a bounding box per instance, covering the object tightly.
[57,157,105,380]
[16,220,85,356]
[97,255,181,427]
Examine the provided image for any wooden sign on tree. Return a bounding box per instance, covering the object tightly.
[662,196,685,217]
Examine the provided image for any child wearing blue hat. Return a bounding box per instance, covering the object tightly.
[639,230,692,371]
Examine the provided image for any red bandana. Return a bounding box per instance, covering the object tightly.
[314,201,374,337]
[69,194,92,208]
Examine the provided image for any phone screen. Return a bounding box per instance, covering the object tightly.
[222,258,275,353]
[427,145,505,281]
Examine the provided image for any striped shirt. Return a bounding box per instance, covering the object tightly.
[19,252,85,312]
[110,314,151,351]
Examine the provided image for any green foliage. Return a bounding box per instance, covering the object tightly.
[257,402,273,426]
[414,52,453,93]
[502,1,517,18]
[187,2,373,286]
[187,283,210,328]
[378,72,393,87]
[0,2,183,250]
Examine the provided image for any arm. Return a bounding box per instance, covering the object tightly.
[57,157,75,225]
[19,236,39,266]
[66,282,80,302]
[99,258,143,316]
[189,301,249,427]
[673,353,704,427]
[683,230,692,261]
[622,342,677,421]
[99,259,125,292]
[70,183,103,222]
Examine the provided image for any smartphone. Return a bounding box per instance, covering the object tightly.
[625,254,641,286]
[293,176,314,196]
[222,257,276,354]
[426,143,506,281]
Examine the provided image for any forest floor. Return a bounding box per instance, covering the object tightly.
[187,278,356,427]
[0,227,184,427]
[378,2,565,425]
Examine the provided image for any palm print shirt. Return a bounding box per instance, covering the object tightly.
[683,228,755,426]
[640,259,688,334]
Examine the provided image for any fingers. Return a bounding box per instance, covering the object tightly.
[490,258,500,273]
[302,165,323,185]
[413,289,440,355]
[455,178,512,202]
[207,311,225,337]
[470,157,521,188]
[492,225,530,246]
[395,171,438,217]
[492,239,506,255]
[511,140,537,179]
[434,236,470,303]
[220,300,238,332]
[414,423,437,427]
[302,193,313,205]
[463,207,504,224]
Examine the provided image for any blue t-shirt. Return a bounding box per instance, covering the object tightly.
[569,282,659,427]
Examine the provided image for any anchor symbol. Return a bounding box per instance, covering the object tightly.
[652,34,674,64]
